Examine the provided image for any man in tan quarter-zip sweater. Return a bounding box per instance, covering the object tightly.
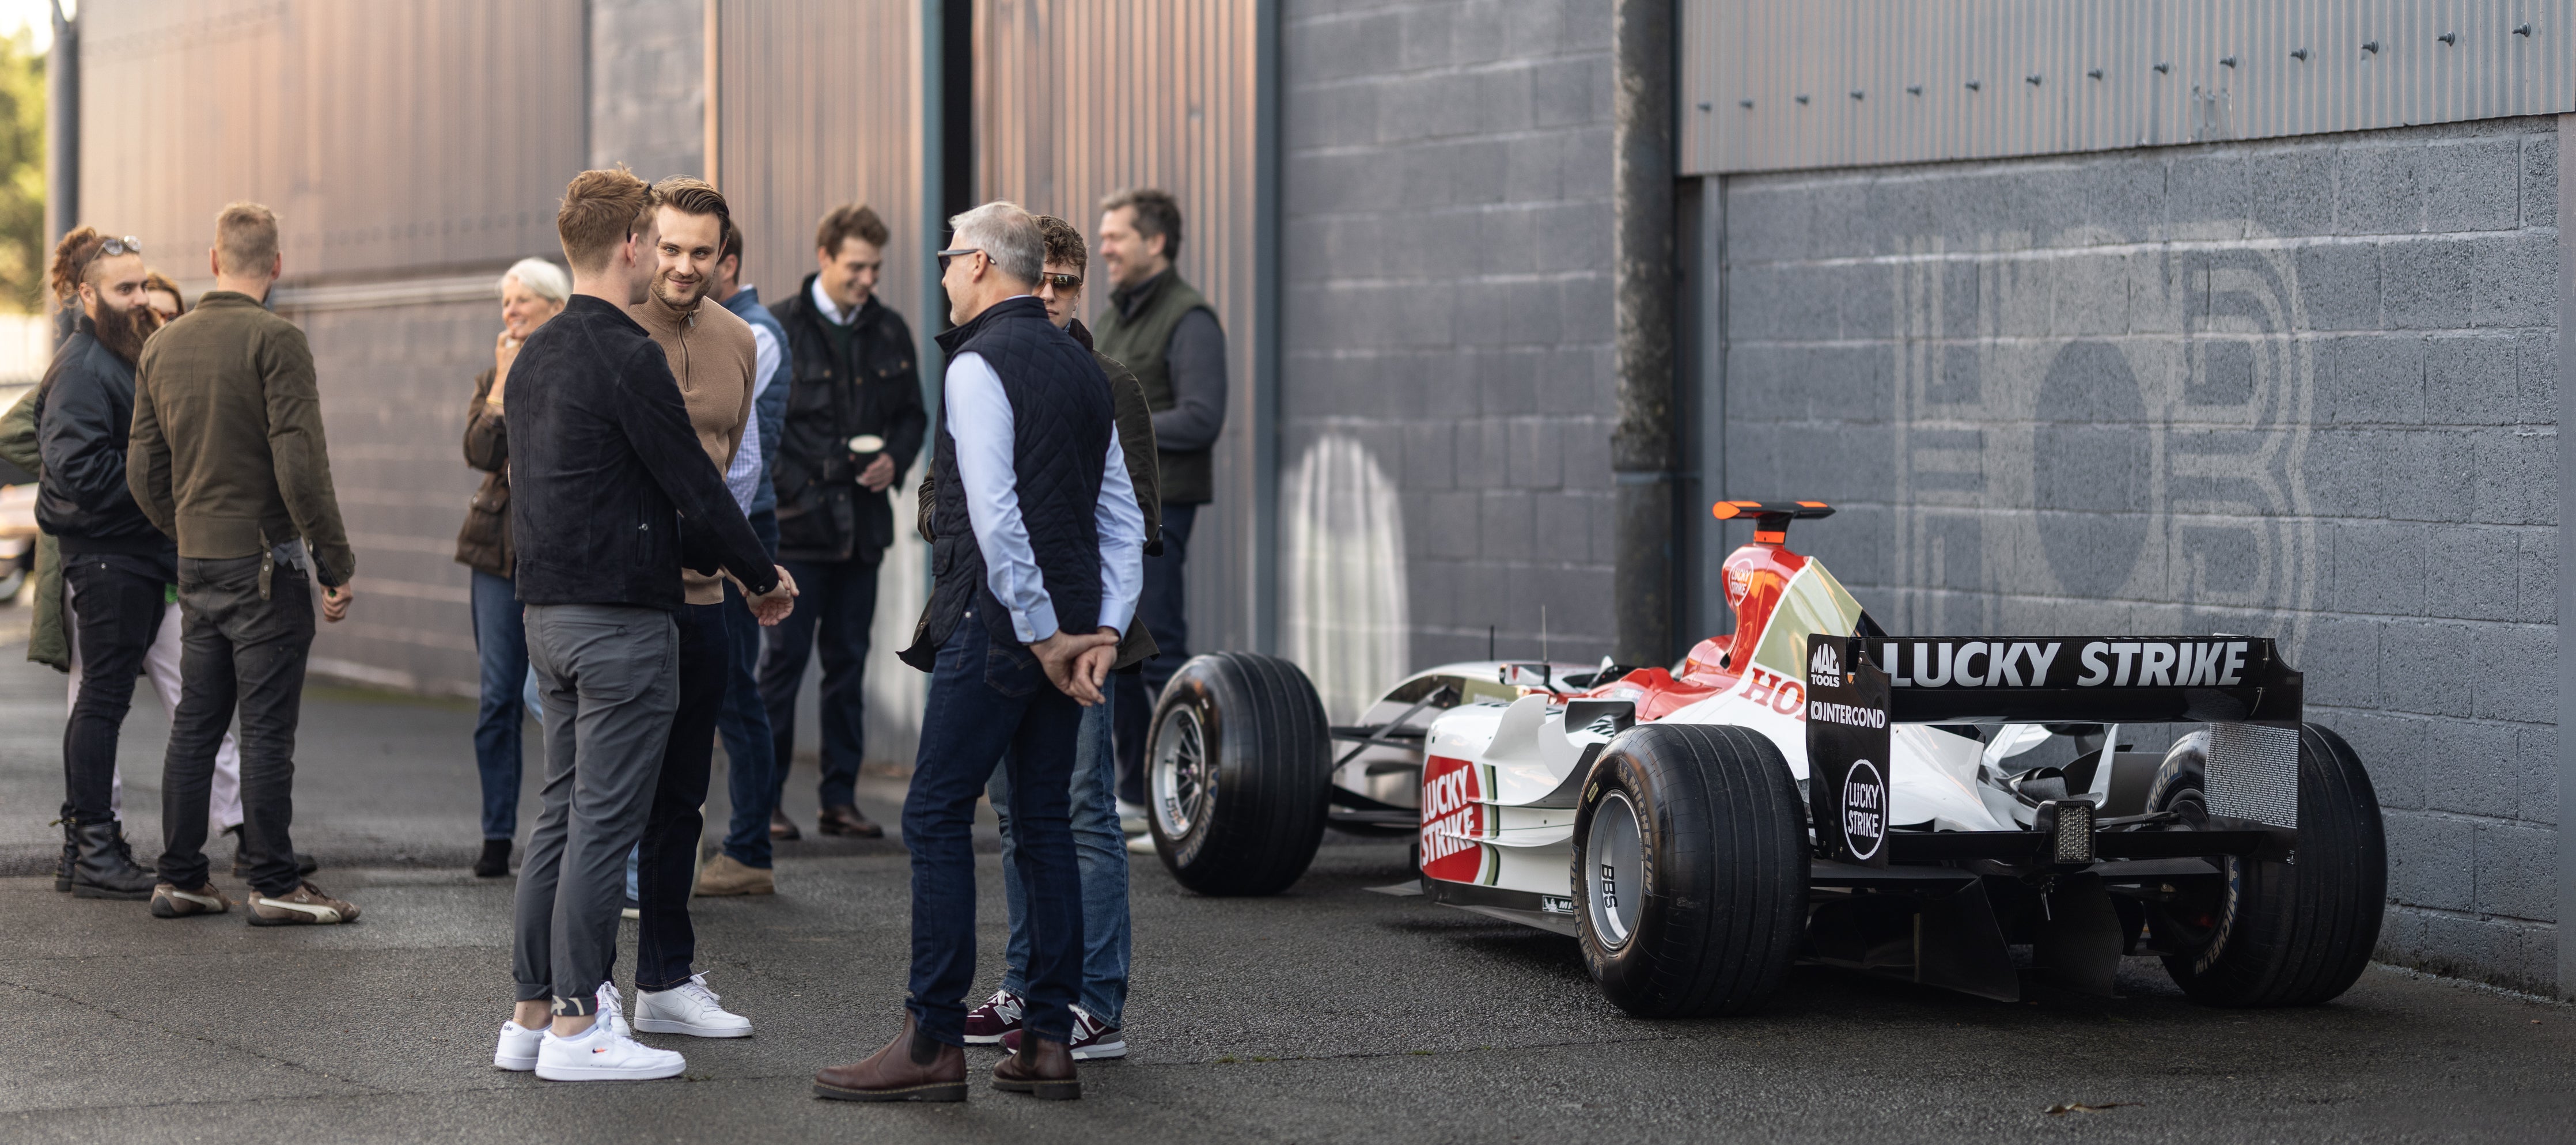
[617,178,769,1038]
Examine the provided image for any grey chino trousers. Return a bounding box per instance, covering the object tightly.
[513,603,679,1014]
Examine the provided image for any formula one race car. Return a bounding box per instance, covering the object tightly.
[1141,502,2385,1017]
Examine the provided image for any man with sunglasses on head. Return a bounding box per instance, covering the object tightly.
[762,203,927,842]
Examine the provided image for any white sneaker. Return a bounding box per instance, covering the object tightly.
[493,1021,544,1071]
[595,981,632,1039]
[1127,832,1158,855]
[634,973,753,1038]
[1116,800,1148,836]
[533,1019,686,1082]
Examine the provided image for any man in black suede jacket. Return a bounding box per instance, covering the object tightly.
[494,168,795,1084]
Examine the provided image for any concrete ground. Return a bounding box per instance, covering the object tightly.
[1,641,2572,1143]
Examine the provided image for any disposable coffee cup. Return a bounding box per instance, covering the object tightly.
[847,434,885,457]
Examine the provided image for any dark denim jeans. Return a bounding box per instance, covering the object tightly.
[159,555,315,897]
[1115,501,1195,805]
[634,601,726,991]
[759,555,879,810]
[469,569,530,840]
[988,689,1130,1026]
[718,510,781,867]
[904,615,1085,1046]
[61,559,166,825]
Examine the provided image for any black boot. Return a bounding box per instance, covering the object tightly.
[226,824,318,878]
[53,818,76,893]
[70,820,158,900]
[473,838,512,878]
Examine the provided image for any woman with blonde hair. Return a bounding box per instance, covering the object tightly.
[458,256,569,878]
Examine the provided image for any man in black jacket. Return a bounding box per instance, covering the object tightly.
[760,203,927,840]
[494,169,795,1084]
[36,229,170,900]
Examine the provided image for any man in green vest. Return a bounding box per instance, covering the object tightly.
[1092,189,1225,829]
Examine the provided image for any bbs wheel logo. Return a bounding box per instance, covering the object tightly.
[1808,643,1842,689]
[1841,759,1887,862]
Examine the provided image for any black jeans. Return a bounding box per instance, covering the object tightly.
[759,556,880,809]
[160,555,315,896]
[635,601,726,991]
[61,559,167,825]
[1115,501,1195,805]
[903,614,1085,1045]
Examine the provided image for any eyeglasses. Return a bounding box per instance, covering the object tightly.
[1037,272,1082,291]
[936,247,984,271]
[81,236,142,275]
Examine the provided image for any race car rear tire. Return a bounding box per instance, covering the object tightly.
[2147,724,2385,1007]
[1573,724,1808,1018]
[1145,652,1334,896]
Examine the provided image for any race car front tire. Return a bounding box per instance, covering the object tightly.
[1145,652,1334,896]
[2147,723,2385,1007]
[1573,724,1808,1018]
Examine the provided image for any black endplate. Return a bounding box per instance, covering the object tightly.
[1806,635,1893,867]
[1915,879,2019,1003]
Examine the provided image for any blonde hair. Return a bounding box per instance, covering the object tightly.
[214,202,280,276]
[501,257,570,302]
[556,166,657,273]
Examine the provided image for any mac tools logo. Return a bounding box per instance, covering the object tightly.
[1808,643,1842,689]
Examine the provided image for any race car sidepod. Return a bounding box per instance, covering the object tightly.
[1789,634,2384,1008]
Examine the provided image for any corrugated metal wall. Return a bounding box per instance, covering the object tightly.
[78,0,590,695]
[711,0,937,765]
[976,0,1270,655]
[1683,0,2576,175]
[80,0,586,280]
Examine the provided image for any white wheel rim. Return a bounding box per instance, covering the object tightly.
[1151,706,1212,840]
[1586,790,1644,948]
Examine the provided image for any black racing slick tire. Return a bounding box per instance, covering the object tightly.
[1573,724,1808,1018]
[1145,653,1333,896]
[2147,724,2386,1007]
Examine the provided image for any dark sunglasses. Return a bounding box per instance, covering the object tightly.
[82,236,142,275]
[1037,272,1082,291]
[936,247,984,271]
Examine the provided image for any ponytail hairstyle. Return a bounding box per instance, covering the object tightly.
[49,226,108,306]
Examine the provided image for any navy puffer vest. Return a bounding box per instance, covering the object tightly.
[900,295,1113,670]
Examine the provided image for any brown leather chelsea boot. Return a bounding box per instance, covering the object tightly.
[813,1011,968,1102]
[991,1032,1080,1100]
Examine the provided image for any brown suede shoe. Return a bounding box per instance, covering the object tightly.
[695,853,776,896]
[813,1011,967,1102]
[816,804,884,839]
[991,1032,1081,1100]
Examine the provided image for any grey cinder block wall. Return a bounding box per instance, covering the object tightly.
[1720,117,2560,992]
[1281,0,1620,715]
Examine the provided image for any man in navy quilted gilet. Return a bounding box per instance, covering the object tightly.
[812,201,1143,1105]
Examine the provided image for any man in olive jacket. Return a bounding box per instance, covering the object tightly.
[129,202,361,924]
[1092,189,1225,815]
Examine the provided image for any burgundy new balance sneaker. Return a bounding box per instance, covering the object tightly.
[1000,1005,1125,1061]
[963,988,1025,1045]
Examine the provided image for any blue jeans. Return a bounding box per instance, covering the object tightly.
[719,510,781,867]
[471,570,531,840]
[760,556,880,810]
[1115,501,1195,805]
[988,689,1130,1026]
[903,615,1085,1047]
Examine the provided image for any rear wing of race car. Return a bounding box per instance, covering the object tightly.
[1802,634,2304,867]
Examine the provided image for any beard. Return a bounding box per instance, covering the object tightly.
[650,269,708,310]
[92,300,162,365]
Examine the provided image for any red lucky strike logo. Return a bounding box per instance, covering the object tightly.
[1419,754,1487,883]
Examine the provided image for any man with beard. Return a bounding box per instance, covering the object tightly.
[611,177,764,1039]
[36,228,177,900]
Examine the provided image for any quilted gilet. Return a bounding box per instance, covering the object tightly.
[900,296,1114,670]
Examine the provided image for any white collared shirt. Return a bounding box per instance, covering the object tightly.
[811,276,854,327]
[944,339,1144,643]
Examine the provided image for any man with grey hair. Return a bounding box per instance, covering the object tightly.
[812,201,1143,1104]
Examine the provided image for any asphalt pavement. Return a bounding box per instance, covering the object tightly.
[1,639,2572,1144]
